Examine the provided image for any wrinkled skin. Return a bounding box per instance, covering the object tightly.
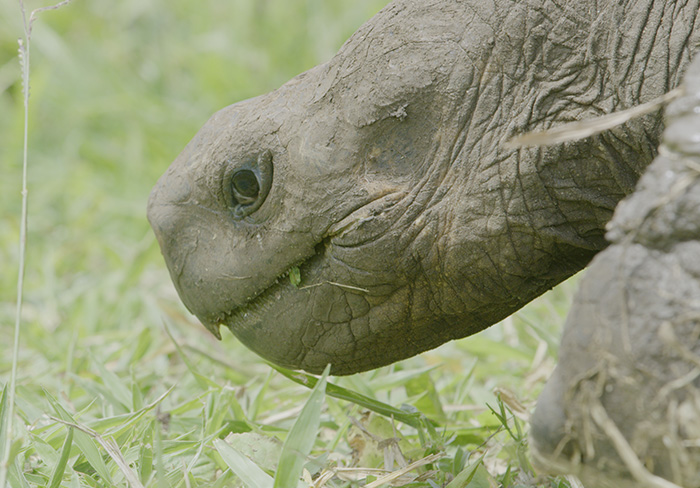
[148,0,699,376]
[530,56,700,487]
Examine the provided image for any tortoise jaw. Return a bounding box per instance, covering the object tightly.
[197,245,326,342]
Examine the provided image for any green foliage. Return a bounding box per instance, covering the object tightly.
[289,267,302,288]
[0,0,578,486]
[214,438,274,488]
[273,366,328,488]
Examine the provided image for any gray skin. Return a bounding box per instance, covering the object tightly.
[148,0,699,377]
[530,56,700,487]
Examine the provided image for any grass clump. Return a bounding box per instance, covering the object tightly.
[1,0,577,486]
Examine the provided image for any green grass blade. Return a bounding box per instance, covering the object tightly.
[249,370,274,421]
[67,427,112,484]
[138,425,153,485]
[213,438,273,488]
[48,427,74,488]
[90,353,132,410]
[0,385,22,488]
[8,456,30,488]
[45,392,114,485]
[273,364,329,488]
[162,318,220,390]
[446,457,484,488]
[154,421,167,488]
[103,386,174,438]
[0,385,8,466]
[271,365,432,429]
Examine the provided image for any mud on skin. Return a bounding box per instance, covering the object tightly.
[530,54,700,488]
[148,0,699,376]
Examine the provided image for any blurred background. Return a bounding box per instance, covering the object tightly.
[0,0,392,387]
[0,1,574,486]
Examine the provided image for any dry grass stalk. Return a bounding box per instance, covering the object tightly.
[589,401,683,488]
[508,87,683,147]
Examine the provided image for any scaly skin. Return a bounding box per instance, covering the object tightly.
[530,54,700,488]
[148,0,699,375]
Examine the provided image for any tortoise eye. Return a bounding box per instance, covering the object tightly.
[231,170,260,204]
[225,150,273,219]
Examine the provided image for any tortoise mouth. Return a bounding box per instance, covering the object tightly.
[205,239,329,339]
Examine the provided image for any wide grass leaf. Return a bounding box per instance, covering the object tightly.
[227,432,281,472]
[273,364,329,488]
[214,438,273,488]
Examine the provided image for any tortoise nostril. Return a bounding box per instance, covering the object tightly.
[147,186,192,264]
[151,168,193,207]
[147,160,197,241]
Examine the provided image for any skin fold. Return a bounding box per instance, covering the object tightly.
[530,56,700,487]
[148,0,699,376]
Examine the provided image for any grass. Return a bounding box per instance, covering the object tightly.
[0,1,577,486]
